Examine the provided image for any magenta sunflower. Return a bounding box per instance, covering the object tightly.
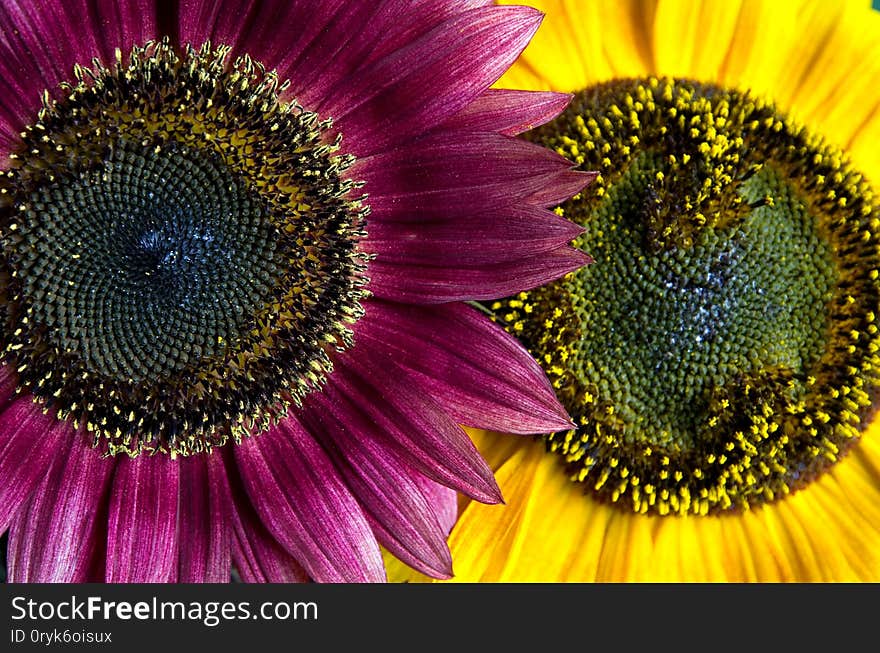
[0,0,591,583]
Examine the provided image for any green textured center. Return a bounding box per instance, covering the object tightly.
[17,140,281,383]
[498,77,880,516]
[582,160,835,445]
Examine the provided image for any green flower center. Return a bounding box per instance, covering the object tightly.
[0,40,369,456]
[497,77,880,515]
[18,141,281,384]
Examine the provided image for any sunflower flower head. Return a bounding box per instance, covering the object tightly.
[394,0,880,583]
[3,40,370,455]
[500,76,880,516]
[0,0,593,583]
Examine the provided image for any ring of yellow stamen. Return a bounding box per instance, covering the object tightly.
[496,77,880,515]
[0,40,369,456]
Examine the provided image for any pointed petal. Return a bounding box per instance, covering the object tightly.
[177,1,487,115]
[410,473,459,538]
[352,131,594,222]
[349,1,501,72]
[354,131,592,303]
[442,89,573,135]
[177,453,230,583]
[233,421,385,583]
[7,429,113,582]
[326,341,502,503]
[441,441,544,582]
[363,205,584,267]
[441,432,614,583]
[220,450,308,583]
[0,397,73,533]
[367,245,589,303]
[326,6,544,156]
[359,301,572,435]
[105,455,180,583]
[302,393,453,579]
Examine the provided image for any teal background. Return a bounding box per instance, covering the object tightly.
[874,0,880,11]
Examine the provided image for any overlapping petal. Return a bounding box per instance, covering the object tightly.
[322,6,545,156]
[359,301,573,434]
[105,455,180,583]
[234,419,386,583]
[354,131,592,221]
[7,430,113,582]
[334,336,507,505]
[177,454,231,583]
[0,398,74,534]
[442,88,573,135]
[221,452,310,583]
[301,392,455,578]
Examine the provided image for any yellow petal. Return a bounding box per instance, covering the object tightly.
[714,0,802,100]
[443,440,542,582]
[495,0,655,91]
[652,0,743,80]
[776,2,880,176]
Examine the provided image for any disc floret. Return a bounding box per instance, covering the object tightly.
[0,40,370,456]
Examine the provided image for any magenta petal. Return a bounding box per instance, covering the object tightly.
[327,6,543,156]
[177,0,268,55]
[7,429,113,582]
[0,397,73,533]
[221,450,309,583]
[178,0,374,110]
[301,394,453,579]
[327,343,502,504]
[230,521,310,583]
[442,89,573,135]
[178,0,500,125]
[363,205,583,267]
[359,301,573,434]
[348,0,500,71]
[233,420,385,583]
[105,455,180,583]
[88,1,159,63]
[177,453,230,583]
[367,245,591,303]
[352,131,595,222]
[411,474,458,538]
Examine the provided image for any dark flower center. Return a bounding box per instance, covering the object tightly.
[0,40,369,456]
[19,141,280,383]
[496,77,880,515]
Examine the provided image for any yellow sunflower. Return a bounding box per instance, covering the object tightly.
[388,0,880,582]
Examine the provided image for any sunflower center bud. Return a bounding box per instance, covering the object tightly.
[0,40,369,456]
[499,77,880,516]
